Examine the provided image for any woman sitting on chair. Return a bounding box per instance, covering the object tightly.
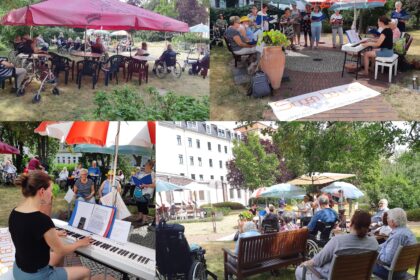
[9,171,91,280]
[361,16,394,76]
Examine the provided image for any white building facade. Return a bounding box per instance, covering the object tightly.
[54,143,82,165]
[156,121,251,207]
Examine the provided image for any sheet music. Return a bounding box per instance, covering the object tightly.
[109,219,131,243]
[64,188,75,204]
[346,29,360,44]
[69,201,95,231]
[86,205,114,237]
[100,191,131,220]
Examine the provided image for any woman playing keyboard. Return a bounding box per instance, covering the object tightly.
[9,171,92,280]
[361,16,394,76]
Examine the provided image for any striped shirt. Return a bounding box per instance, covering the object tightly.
[0,58,13,77]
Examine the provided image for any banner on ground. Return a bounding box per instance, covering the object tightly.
[269,82,381,121]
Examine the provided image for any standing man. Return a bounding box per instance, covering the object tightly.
[391,1,409,33]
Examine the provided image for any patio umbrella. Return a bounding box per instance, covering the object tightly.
[321,181,364,199]
[0,141,20,155]
[189,23,209,33]
[250,187,267,199]
[156,180,184,192]
[288,172,356,185]
[35,121,156,203]
[73,144,152,156]
[259,183,305,198]
[110,30,129,37]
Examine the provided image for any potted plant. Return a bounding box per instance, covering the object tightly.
[239,210,253,222]
[258,29,290,90]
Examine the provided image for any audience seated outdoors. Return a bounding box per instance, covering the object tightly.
[225,16,256,56]
[0,56,26,92]
[98,170,122,200]
[152,44,177,73]
[74,168,96,203]
[372,198,389,225]
[307,195,339,235]
[373,208,417,279]
[234,221,260,254]
[262,204,279,232]
[280,211,299,232]
[56,167,69,189]
[296,210,379,280]
[135,42,149,56]
[91,37,106,54]
[190,52,210,76]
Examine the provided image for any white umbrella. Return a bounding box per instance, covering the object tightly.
[183,181,213,191]
[250,187,267,199]
[259,183,305,198]
[111,30,129,36]
[321,181,364,199]
[189,23,209,33]
[288,172,356,185]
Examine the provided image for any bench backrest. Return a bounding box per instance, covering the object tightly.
[237,228,308,268]
[329,249,378,280]
[390,243,420,273]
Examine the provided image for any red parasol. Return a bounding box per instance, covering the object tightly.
[0,141,20,155]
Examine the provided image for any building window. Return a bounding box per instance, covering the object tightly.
[207,142,211,151]
[227,131,231,139]
[187,121,197,129]
[73,157,76,163]
[199,190,205,200]
[210,175,214,180]
[62,157,65,163]
[190,156,194,166]
[180,173,185,176]
[191,174,196,180]
[196,139,200,149]
[209,159,213,167]
[175,121,182,127]
[67,157,71,164]
[57,157,60,163]
[220,176,224,181]
[177,135,182,145]
[218,144,221,152]
[218,129,225,138]
[225,161,228,168]
[225,146,228,154]
[198,157,202,166]
[188,138,192,147]
[179,155,183,164]
[205,124,211,134]
[199,175,203,181]
[237,189,242,198]
[229,188,234,199]
[219,160,223,168]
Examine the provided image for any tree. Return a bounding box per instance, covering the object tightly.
[402,0,420,29]
[229,133,280,191]
[176,0,208,26]
[154,0,178,19]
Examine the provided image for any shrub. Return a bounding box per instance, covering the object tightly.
[201,206,231,217]
[92,86,209,121]
[407,209,420,222]
[201,202,245,210]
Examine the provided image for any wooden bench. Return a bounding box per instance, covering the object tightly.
[223,35,249,68]
[223,228,308,279]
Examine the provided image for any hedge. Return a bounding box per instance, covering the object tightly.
[202,207,231,217]
[407,209,420,222]
[201,202,245,210]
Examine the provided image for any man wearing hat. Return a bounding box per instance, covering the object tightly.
[225,16,257,56]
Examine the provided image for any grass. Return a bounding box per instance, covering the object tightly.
[210,30,420,120]
[0,42,209,120]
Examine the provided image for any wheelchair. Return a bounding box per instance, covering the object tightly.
[154,52,182,79]
[306,221,337,259]
[156,220,217,280]
[210,25,226,48]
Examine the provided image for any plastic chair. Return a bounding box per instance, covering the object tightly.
[126,58,148,85]
[100,55,125,86]
[76,60,99,89]
[50,53,74,84]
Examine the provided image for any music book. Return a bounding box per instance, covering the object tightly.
[132,174,153,187]
[100,190,131,220]
[345,29,361,44]
[69,200,116,237]
[108,219,131,243]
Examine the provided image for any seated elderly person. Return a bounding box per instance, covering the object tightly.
[91,37,106,54]
[372,198,389,225]
[373,208,417,279]
[225,16,256,56]
[373,212,392,244]
[73,168,96,203]
[296,210,379,280]
[262,204,279,232]
[190,52,209,75]
[235,221,261,254]
[152,44,177,73]
[0,57,27,92]
[280,211,299,232]
[56,167,69,189]
[135,42,149,56]
[390,19,401,42]
[307,195,339,235]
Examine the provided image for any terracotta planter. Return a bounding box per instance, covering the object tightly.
[260,46,286,90]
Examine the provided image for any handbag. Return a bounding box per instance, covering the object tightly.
[248,70,272,98]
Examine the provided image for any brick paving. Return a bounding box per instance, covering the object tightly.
[229,43,404,121]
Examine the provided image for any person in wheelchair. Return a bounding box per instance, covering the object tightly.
[152,44,177,74]
[3,160,17,184]
[190,52,209,75]
[307,195,339,237]
[296,210,379,280]
[262,204,279,233]
[0,56,27,93]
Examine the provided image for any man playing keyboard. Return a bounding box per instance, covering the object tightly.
[360,16,394,76]
[9,171,92,280]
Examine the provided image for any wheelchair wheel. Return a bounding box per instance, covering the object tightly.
[172,62,182,78]
[155,63,166,79]
[52,88,59,95]
[32,94,41,104]
[188,261,206,280]
[306,239,320,259]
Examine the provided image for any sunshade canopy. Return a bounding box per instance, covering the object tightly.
[0,141,20,154]
[330,0,385,11]
[321,181,364,199]
[73,144,153,156]
[1,0,189,32]
[156,180,184,192]
[288,172,356,185]
[259,183,305,198]
[189,23,209,33]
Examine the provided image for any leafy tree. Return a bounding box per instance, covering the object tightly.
[154,0,178,19]
[176,0,208,26]
[229,133,280,191]
[402,0,420,28]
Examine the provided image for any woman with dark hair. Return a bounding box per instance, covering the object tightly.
[296,210,379,280]
[361,16,394,76]
[135,160,156,224]
[9,171,91,280]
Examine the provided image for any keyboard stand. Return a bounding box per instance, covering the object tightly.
[341,45,372,80]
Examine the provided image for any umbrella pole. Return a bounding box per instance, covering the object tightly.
[112,121,121,207]
[84,27,87,55]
